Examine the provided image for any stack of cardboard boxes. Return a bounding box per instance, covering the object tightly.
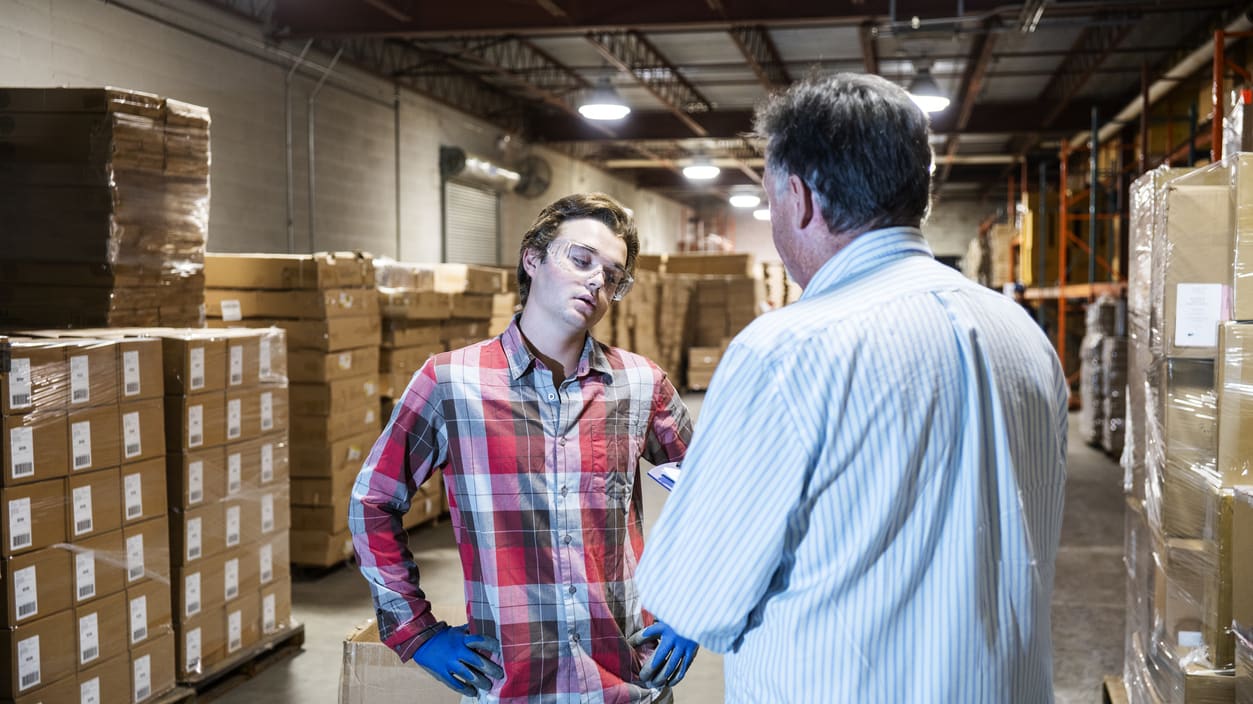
[203,253,378,568]
[1,337,176,703]
[1079,296,1124,450]
[0,88,209,327]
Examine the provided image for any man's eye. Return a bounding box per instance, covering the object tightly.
[604,271,621,286]
[568,248,593,268]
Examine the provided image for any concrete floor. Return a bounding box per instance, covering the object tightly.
[217,397,1124,704]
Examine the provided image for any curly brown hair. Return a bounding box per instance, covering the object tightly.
[516,193,639,305]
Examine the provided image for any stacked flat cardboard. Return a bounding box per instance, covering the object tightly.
[1079,296,1123,448]
[685,346,721,391]
[0,88,209,327]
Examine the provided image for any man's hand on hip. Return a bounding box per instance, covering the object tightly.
[629,621,699,688]
[412,624,504,697]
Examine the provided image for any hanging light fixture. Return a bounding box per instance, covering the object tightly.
[752,207,771,221]
[578,77,630,120]
[683,155,720,180]
[728,188,761,208]
[907,65,950,113]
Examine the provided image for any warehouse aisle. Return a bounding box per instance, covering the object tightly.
[216,401,1122,703]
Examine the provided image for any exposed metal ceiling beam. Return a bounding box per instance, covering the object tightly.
[362,0,411,23]
[728,25,790,90]
[936,18,1000,189]
[859,21,879,75]
[586,29,712,136]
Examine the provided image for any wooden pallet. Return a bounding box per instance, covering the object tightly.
[148,685,196,704]
[1103,675,1129,704]
[178,623,306,702]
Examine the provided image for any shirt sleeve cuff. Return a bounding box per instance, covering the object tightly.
[385,616,447,662]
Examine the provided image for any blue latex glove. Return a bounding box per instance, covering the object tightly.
[412,624,504,697]
[628,621,699,688]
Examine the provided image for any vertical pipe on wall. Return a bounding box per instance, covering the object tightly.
[307,48,344,253]
[1089,106,1097,286]
[394,83,402,259]
[284,40,313,254]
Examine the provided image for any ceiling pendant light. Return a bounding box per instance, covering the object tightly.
[683,155,720,180]
[578,77,630,120]
[728,188,761,208]
[907,66,950,113]
[752,207,771,221]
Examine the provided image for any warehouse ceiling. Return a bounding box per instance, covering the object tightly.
[212,0,1246,207]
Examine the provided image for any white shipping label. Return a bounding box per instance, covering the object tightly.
[10,426,35,479]
[260,443,274,483]
[72,420,94,470]
[260,339,272,378]
[76,551,96,602]
[122,411,142,459]
[187,517,202,561]
[79,611,100,664]
[226,505,241,547]
[188,404,204,448]
[9,497,32,551]
[126,534,145,582]
[185,573,201,617]
[364,381,377,397]
[134,654,152,702]
[338,351,353,370]
[260,391,274,431]
[188,460,204,505]
[17,634,40,692]
[259,543,273,584]
[221,299,242,322]
[14,565,37,620]
[72,485,95,536]
[185,628,202,673]
[229,345,243,385]
[263,593,277,633]
[124,472,144,520]
[123,349,141,396]
[1174,283,1225,348]
[8,358,32,409]
[81,677,101,704]
[130,595,148,644]
[228,609,242,652]
[227,453,242,495]
[347,445,363,463]
[227,398,241,440]
[365,408,377,425]
[70,354,91,404]
[261,493,275,533]
[224,558,239,600]
[190,347,206,390]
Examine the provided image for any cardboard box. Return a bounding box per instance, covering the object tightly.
[59,341,118,410]
[257,532,291,588]
[378,289,451,321]
[205,288,379,321]
[224,388,259,443]
[1161,358,1219,539]
[1,342,67,415]
[129,632,175,703]
[223,591,260,657]
[170,503,225,567]
[125,579,172,650]
[117,399,164,466]
[381,320,443,349]
[289,375,378,417]
[378,347,441,376]
[256,433,289,488]
[115,338,163,402]
[77,654,129,704]
[210,316,381,353]
[448,294,493,320]
[0,673,76,703]
[290,528,353,567]
[72,531,126,605]
[221,502,246,551]
[218,329,262,389]
[204,252,374,290]
[225,435,288,493]
[0,547,72,627]
[222,548,260,607]
[339,619,459,704]
[1,480,66,558]
[292,497,350,534]
[166,446,226,510]
[663,253,755,276]
[257,386,288,436]
[3,412,69,487]
[67,404,120,474]
[291,407,379,446]
[66,468,121,540]
[176,608,225,680]
[1218,322,1253,484]
[432,264,507,295]
[260,576,292,636]
[159,335,226,395]
[1232,488,1253,632]
[172,553,226,624]
[121,518,169,587]
[288,347,380,384]
[164,392,224,452]
[257,485,290,537]
[290,430,375,478]
[119,458,166,526]
[1163,183,1233,357]
[0,609,76,699]
[74,590,127,670]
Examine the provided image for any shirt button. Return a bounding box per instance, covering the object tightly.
[560,486,568,496]
[559,438,567,447]
[568,585,577,595]
[547,392,556,401]
[563,534,572,545]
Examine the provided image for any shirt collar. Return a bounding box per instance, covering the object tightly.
[501,315,614,381]
[801,226,934,300]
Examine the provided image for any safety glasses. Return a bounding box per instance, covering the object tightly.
[547,239,634,301]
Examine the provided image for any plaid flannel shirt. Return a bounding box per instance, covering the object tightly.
[350,319,692,703]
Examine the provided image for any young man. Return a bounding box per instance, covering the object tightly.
[636,74,1069,702]
[351,193,698,702]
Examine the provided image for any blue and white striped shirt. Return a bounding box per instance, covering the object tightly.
[636,227,1068,703]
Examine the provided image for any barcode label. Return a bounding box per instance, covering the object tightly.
[221,299,243,322]
[226,505,241,546]
[260,340,272,378]
[70,354,90,404]
[185,572,201,617]
[123,349,141,396]
[188,404,203,448]
[124,472,143,519]
[17,634,39,691]
[365,381,377,396]
[130,595,148,644]
[9,497,32,550]
[123,411,142,459]
[190,347,205,389]
[189,460,204,504]
[347,445,363,462]
[75,455,91,470]
[366,408,377,425]
[261,443,274,483]
[79,611,99,664]
[10,426,35,479]
[228,610,242,652]
[227,398,241,439]
[81,677,101,704]
[225,558,239,600]
[14,565,37,620]
[134,655,151,702]
[126,534,144,582]
[82,645,98,662]
[185,628,202,673]
[187,517,202,561]
[260,544,273,584]
[76,551,96,601]
[228,453,241,495]
[261,493,275,533]
[263,593,277,633]
[261,391,274,431]
[73,485,94,536]
[230,345,243,385]
[72,420,93,470]
[8,358,31,409]
[338,351,353,370]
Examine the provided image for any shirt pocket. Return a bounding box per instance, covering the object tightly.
[590,428,640,511]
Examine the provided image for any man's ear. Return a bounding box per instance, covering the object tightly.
[788,174,815,229]
[522,246,541,277]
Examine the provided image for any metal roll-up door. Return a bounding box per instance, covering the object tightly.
[443,181,500,264]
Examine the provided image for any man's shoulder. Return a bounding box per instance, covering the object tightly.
[425,337,508,375]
